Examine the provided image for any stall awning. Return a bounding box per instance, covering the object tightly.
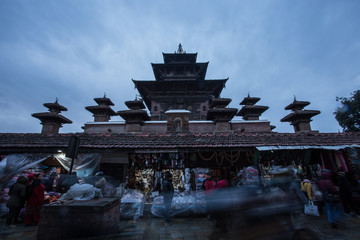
[256,145,360,151]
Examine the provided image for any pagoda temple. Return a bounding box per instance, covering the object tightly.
[83,45,272,134]
[32,99,72,134]
[281,98,320,133]
[207,98,238,132]
[133,44,227,121]
[118,98,150,132]
[85,95,117,122]
[237,94,269,120]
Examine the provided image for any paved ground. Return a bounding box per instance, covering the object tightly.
[0,214,359,239]
[302,214,360,240]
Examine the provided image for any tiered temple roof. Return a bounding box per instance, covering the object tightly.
[133,44,228,120]
[281,98,320,133]
[85,95,117,122]
[32,99,72,134]
[237,95,269,120]
[206,98,238,123]
[118,98,150,124]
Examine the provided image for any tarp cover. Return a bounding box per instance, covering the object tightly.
[0,154,50,187]
[53,153,101,177]
[0,153,101,187]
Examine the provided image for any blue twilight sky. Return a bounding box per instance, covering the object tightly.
[0,0,359,133]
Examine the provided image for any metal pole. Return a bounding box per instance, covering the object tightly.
[66,135,80,174]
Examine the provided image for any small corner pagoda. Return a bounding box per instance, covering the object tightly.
[237,94,269,120]
[281,97,320,133]
[32,99,72,134]
[132,44,228,121]
[118,98,150,132]
[206,97,238,132]
[85,94,117,122]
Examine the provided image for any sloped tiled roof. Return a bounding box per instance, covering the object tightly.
[0,132,359,153]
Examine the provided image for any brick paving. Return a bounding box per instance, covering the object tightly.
[0,214,359,239]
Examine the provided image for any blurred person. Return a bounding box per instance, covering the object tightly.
[205,173,217,192]
[211,169,231,238]
[55,174,66,193]
[43,172,57,192]
[217,168,230,188]
[317,169,342,229]
[24,173,35,206]
[205,173,216,220]
[62,172,79,193]
[269,167,306,201]
[337,169,359,216]
[25,173,45,226]
[94,171,107,194]
[5,176,27,228]
[163,171,174,226]
[301,179,313,201]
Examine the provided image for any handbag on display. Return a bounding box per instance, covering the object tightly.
[304,200,319,216]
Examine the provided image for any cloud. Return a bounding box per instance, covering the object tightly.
[0,0,359,133]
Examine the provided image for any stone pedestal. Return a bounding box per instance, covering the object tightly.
[41,123,61,134]
[37,198,120,240]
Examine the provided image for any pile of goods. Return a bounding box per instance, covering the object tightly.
[120,189,145,221]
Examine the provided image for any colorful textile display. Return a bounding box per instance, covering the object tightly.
[193,168,210,191]
[243,167,259,185]
[44,192,61,204]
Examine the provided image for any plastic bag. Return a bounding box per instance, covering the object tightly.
[151,194,206,218]
[120,189,145,220]
[304,201,319,216]
[59,183,103,201]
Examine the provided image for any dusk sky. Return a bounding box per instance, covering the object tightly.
[1,0,359,133]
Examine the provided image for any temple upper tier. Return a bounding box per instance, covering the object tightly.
[133,44,228,120]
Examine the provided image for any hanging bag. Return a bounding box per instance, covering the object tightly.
[304,200,319,216]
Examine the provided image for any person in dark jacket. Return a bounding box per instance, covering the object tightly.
[317,169,343,229]
[25,173,45,226]
[5,176,27,228]
[337,169,359,216]
[62,172,79,193]
[163,171,174,225]
[43,172,56,192]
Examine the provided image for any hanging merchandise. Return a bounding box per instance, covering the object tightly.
[243,167,259,185]
[163,169,184,191]
[153,171,163,192]
[193,168,210,191]
[134,169,154,201]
